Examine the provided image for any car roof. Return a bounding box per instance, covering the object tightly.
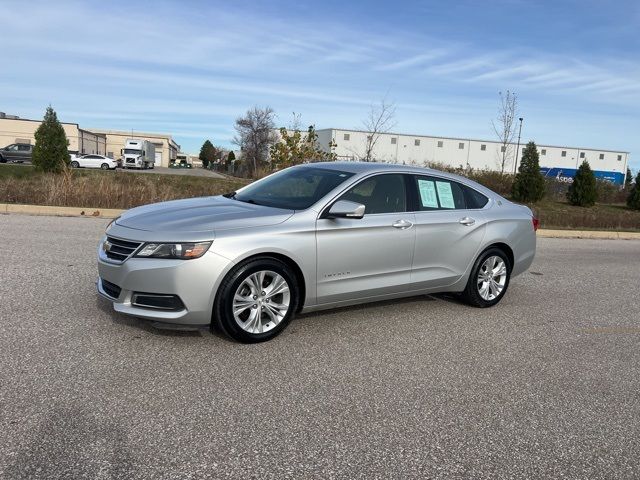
[296,161,501,199]
[302,161,425,174]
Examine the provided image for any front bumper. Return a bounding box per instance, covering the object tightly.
[97,246,233,325]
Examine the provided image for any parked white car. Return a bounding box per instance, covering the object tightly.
[70,155,118,170]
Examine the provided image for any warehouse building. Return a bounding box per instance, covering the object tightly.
[316,128,630,185]
[89,129,180,168]
[0,113,180,167]
[0,114,106,156]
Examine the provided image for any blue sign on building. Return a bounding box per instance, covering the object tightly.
[539,167,625,185]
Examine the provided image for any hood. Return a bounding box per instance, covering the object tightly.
[115,196,293,235]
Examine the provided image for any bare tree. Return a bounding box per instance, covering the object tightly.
[287,112,303,131]
[361,99,396,162]
[233,106,278,177]
[492,90,518,174]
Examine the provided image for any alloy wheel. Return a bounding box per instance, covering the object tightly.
[232,270,291,334]
[477,255,507,301]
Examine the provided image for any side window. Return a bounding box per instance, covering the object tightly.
[461,185,489,209]
[6,144,18,151]
[18,144,30,152]
[413,176,467,210]
[340,174,406,214]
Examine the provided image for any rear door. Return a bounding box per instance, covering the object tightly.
[17,144,32,162]
[408,175,488,289]
[315,173,416,304]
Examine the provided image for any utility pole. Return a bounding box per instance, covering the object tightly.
[513,117,523,175]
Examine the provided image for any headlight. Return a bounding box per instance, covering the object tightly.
[135,241,212,260]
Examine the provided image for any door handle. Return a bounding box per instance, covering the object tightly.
[392,219,413,229]
[459,217,475,226]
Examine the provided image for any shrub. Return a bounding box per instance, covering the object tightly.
[627,171,640,210]
[595,180,627,204]
[511,141,545,202]
[567,160,597,207]
[32,106,70,173]
[468,170,512,196]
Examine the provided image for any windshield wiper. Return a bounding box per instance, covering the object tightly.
[224,192,264,206]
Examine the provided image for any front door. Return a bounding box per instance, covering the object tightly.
[4,144,19,161]
[316,173,416,305]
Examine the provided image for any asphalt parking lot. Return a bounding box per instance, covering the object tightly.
[1,214,639,479]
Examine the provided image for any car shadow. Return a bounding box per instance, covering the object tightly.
[94,296,210,338]
[297,293,441,320]
[94,292,466,341]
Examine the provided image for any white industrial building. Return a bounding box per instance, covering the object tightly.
[314,128,630,185]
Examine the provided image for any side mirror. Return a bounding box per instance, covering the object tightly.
[325,200,365,219]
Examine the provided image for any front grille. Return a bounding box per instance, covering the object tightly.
[101,279,122,299]
[126,159,135,164]
[104,235,142,263]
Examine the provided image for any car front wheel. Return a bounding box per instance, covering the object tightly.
[213,258,300,343]
[100,163,109,170]
[462,248,511,308]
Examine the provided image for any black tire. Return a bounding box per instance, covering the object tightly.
[0,155,6,163]
[70,161,79,168]
[213,257,300,343]
[461,247,511,308]
[100,163,109,170]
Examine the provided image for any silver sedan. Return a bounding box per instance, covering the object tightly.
[97,162,537,342]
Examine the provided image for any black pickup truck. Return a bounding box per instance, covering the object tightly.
[0,143,33,163]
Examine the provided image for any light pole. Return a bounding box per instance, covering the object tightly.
[513,117,523,175]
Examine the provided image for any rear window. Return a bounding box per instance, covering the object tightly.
[414,176,466,210]
[412,176,488,210]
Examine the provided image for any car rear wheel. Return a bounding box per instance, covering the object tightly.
[70,161,79,168]
[213,258,300,343]
[461,248,511,308]
[100,163,109,170]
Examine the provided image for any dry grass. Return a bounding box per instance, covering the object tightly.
[1,164,638,231]
[0,165,248,210]
[528,200,640,231]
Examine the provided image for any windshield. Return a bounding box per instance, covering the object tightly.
[124,149,141,155]
[234,167,355,210]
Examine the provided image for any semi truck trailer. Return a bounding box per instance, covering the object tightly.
[122,139,156,169]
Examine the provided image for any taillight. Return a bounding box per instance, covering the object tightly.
[532,216,540,231]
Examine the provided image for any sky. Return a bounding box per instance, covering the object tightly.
[1,0,639,169]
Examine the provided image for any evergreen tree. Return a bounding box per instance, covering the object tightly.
[511,141,545,202]
[627,171,640,210]
[226,150,236,169]
[199,140,216,168]
[32,106,70,173]
[567,160,598,207]
[626,168,633,189]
